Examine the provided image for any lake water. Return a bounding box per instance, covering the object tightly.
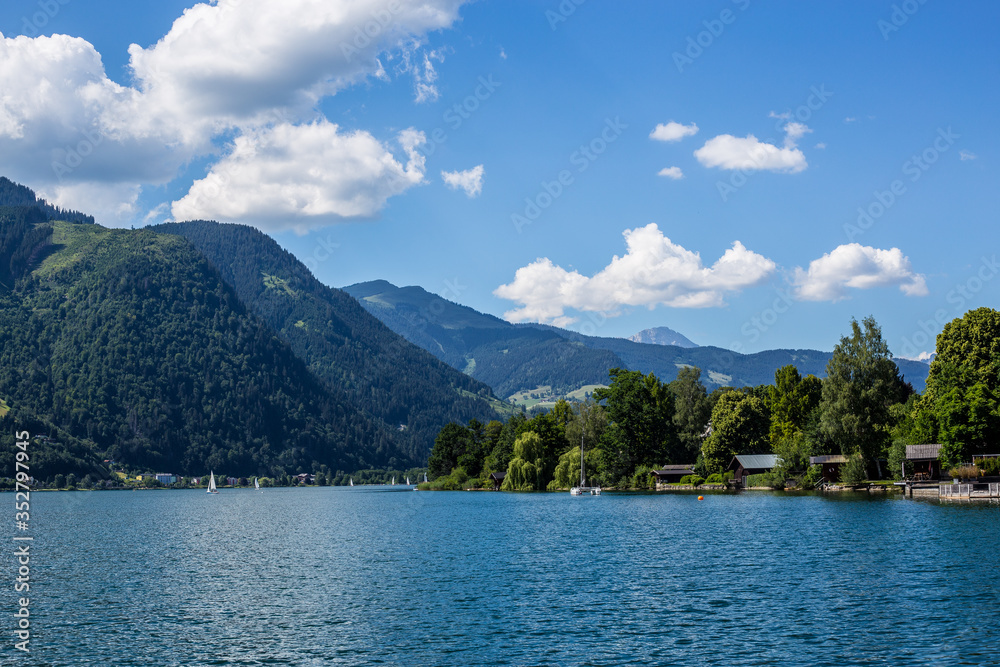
[5,488,1000,666]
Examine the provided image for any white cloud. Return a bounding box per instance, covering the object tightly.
[170,121,427,233]
[793,244,928,301]
[494,223,776,324]
[694,122,809,173]
[844,116,858,123]
[768,111,792,121]
[960,150,977,161]
[128,0,466,126]
[815,142,827,149]
[650,121,699,142]
[0,1,469,225]
[441,165,484,197]
[0,34,194,190]
[657,166,684,180]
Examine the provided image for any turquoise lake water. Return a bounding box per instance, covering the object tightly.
[4,488,999,666]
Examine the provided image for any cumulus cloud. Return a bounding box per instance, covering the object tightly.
[793,244,928,301]
[0,0,469,225]
[0,34,193,188]
[657,166,684,179]
[171,121,427,232]
[494,223,776,325]
[694,122,809,173]
[128,0,466,126]
[650,121,698,142]
[441,165,484,197]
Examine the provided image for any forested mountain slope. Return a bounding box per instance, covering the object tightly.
[154,221,508,462]
[0,219,406,479]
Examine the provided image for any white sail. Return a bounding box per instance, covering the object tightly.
[406,476,411,486]
[391,476,395,485]
[254,477,260,490]
[207,471,218,494]
[350,477,354,486]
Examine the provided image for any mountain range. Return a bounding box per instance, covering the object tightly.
[344,280,931,401]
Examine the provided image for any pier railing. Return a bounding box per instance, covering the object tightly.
[939,483,1000,499]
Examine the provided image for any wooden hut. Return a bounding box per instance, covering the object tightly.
[649,465,696,489]
[489,471,506,491]
[905,444,943,480]
[727,454,779,487]
[809,454,849,483]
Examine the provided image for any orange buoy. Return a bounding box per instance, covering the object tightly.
[698,496,704,501]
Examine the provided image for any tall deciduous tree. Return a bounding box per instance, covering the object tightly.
[768,365,822,447]
[670,366,712,462]
[701,391,771,474]
[819,316,910,477]
[916,307,1000,466]
[594,368,680,483]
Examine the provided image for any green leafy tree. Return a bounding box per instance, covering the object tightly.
[819,316,910,478]
[768,365,822,447]
[701,391,771,475]
[502,432,545,491]
[916,308,1000,467]
[669,367,712,462]
[595,368,680,484]
[427,422,471,479]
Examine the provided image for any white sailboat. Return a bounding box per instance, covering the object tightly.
[350,477,354,487]
[254,477,260,491]
[207,471,218,494]
[406,476,411,486]
[570,434,600,496]
[391,476,395,485]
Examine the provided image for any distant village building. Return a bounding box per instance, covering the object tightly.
[154,473,177,485]
[295,473,314,485]
[728,454,779,487]
[809,455,849,483]
[906,444,943,480]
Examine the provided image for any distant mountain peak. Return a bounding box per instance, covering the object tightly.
[628,326,698,348]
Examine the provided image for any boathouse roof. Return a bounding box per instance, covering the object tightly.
[906,444,943,461]
[809,455,849,464]
[731,454,779,470]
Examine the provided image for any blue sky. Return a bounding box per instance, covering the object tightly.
[1,0,996,359]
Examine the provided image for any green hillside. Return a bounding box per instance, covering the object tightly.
[153,221,508,462]
[344,280,621,397]
[0,218,405,480]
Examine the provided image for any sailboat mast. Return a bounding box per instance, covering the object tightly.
[580,431,585,487]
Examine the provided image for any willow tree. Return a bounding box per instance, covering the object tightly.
[502,431,544,491]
